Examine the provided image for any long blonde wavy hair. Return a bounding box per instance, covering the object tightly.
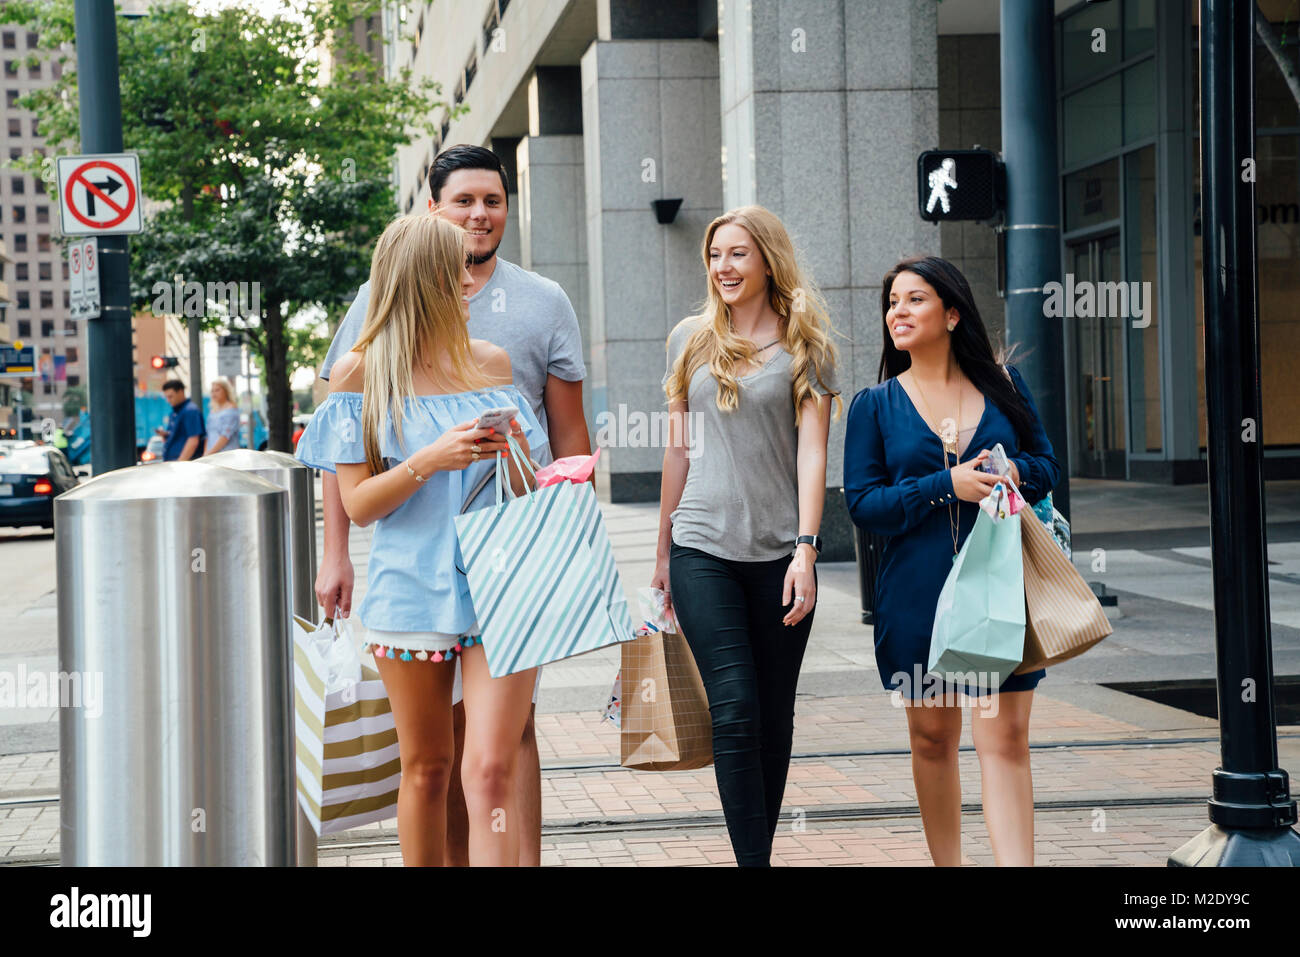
[351,215,494,474]
[664,205,843,423]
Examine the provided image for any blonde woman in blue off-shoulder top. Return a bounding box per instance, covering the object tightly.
[296,215,548,866]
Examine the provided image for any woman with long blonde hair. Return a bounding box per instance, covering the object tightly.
[651,205,842,866]
[295,214,546,866]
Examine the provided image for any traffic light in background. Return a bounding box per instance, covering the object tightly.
[150,355,180,370]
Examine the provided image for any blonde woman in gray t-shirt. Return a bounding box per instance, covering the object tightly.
[652,205,842,867]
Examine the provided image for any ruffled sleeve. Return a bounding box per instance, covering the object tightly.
[295,392,367,473]
[507,387,550,464]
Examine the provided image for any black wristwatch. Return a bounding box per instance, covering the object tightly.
[794,534,822,555]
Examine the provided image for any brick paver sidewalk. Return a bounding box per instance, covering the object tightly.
[4,687,1275,866]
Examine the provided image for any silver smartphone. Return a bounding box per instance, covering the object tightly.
[979,442,1011,477]
[475,406,518,432]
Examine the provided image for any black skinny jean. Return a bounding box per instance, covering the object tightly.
[669,542,815,867]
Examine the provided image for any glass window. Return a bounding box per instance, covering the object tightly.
[1064,158,1121,232]
[66,347,78,363]
[40,319,52,336]
[27,61,39,79]
[12,233,26,252]
[39,290,52,309]
[10,204,24,222]
[25,32,36,51]
[35,205,47,223]
[3,60,16,76]
[36,233,49,252]
[67,375,79,387]
[1063,73,1122,168]
[11,176,23,194]
[1124,146,1160,453]
[16,290,28,309]
[1060,1,1121,90]
[1,33,13,50]
[5,90,18,108]
[6,118,18,136]
[16,319,30,337]
[1255,15,1300,129]
[37,262,49,280]
[1124,0,1156,58]
[1123,58,1156,143]
[15,262,27,280]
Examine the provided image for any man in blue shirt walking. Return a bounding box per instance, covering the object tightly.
[159,379,205,461]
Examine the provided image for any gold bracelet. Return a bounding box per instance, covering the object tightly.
[405,460,427,484]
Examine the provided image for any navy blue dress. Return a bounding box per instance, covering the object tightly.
[842,365,1060,698]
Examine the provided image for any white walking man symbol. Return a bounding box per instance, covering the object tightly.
[926,157,958,215]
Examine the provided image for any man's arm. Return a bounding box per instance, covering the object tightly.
[542,373,591,462]
[313,289,369,619]
[178,435,200,461]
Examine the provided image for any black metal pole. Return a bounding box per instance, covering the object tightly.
[74,0,135,474]
[1000,0,1071,520]
[1169,0,1300,867]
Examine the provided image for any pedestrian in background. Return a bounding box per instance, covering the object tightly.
[158,379,204,461]
[205,377,243,454]
[296,214,547,866]
[652,205,841,866]
[842,256,1060,866]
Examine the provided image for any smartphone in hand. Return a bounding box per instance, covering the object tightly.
[475,406,518,433]
[979,442,1011,477]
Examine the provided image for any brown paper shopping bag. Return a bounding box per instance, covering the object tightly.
[619,628,713,771]
[1015,509,1113,673]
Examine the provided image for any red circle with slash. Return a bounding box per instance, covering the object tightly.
[64,159,137,230]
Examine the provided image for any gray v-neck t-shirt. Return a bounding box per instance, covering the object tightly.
[663,316,840,562]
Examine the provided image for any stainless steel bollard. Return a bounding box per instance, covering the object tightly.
[204,448,318,866]
[56,462,297,866]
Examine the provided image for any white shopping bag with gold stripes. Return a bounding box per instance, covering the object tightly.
[293,616,400,835]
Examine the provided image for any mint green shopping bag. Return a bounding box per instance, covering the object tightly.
[927,509,1026,692]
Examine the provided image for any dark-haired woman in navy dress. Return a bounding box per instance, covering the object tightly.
[843,256,1060,866]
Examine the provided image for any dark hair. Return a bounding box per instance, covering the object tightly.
[429,144,509,203]
[161,379,186,393]
[878,255,1037,448]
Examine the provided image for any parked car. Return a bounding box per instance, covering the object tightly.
[0,445,80,529]
[139,434,165,464]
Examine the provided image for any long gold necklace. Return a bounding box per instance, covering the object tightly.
[910,372,964,556]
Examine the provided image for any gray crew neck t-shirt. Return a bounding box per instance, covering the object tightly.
[663,316,840,562]
[319,257,587,467]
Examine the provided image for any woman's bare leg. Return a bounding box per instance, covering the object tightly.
[458,645,537,866]
[373,655,456,866]
[903,701,964,866]
[971,689,1035,866]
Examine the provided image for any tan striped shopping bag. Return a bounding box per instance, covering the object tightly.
[293,617,400,835]
[1014,510,1113,673]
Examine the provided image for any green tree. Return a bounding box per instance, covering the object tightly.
[5,0,456,449]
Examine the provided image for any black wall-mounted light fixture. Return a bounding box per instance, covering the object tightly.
[652,198,683,224]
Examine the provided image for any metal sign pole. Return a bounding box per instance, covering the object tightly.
[73,0,135,473]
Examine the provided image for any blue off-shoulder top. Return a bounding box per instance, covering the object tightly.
[295,385,549,634]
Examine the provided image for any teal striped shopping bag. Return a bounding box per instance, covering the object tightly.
[454,435,637,677]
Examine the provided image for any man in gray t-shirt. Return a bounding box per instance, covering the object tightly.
[315,144,591,868]
[321,258,587,467]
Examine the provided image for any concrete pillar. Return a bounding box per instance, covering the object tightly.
[719,0,940,560]
[581,31,722,501]
[516,134,592,439]
[491,135,523,266]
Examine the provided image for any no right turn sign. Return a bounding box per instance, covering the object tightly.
[56,153,144,235]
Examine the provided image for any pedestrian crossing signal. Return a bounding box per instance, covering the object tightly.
[151,355,179,370]
[917,149,1004,222]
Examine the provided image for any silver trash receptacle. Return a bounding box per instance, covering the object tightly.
[204,448,318,865]
[56,462,297,866]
